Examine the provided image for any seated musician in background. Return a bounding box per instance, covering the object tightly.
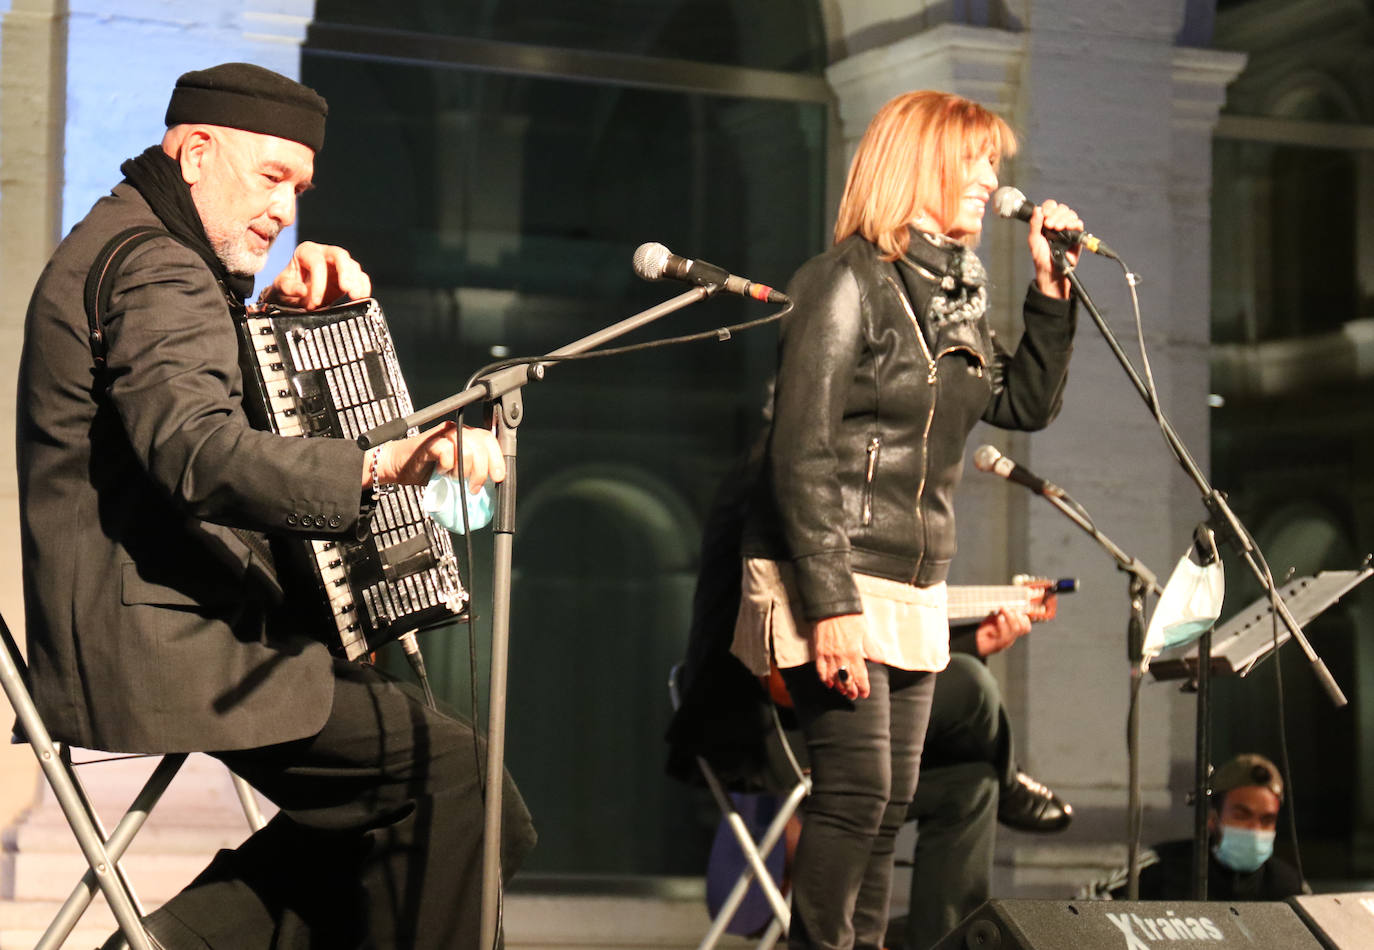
[1102,753,1304,902]
[16,62,535,949]
[890,608,1072,950]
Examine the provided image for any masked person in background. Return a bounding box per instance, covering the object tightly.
[1107,753,1305,901]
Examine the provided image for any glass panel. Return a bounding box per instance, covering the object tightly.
[1210,129,1372,878]
[313,0,827,72]
[299,49,826,876]
[1211,138,1360,345]
[302,56,824,403]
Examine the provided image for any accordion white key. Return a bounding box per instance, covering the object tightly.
[236,297,468,660]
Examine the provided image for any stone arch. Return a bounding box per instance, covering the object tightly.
[515,464,700,568]
[503,463,706,873]
[1266,70,1362,122]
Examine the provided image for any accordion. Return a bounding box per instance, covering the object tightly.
[235,298,467,660]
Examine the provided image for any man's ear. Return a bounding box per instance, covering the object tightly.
[177,128,214,186]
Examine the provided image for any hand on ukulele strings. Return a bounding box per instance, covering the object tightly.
[364,421,506,493]
[975,606,1033,658]
[259,241,371,310]
[813,613,870,700]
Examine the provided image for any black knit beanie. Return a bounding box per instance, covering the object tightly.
[165,62,328,152]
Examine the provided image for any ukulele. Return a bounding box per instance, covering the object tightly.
[947,574,1076,624]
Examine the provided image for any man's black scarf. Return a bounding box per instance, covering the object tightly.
[119,146,256,308]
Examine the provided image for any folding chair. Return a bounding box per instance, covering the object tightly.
[1,611,265,950]
[669,663,810,950]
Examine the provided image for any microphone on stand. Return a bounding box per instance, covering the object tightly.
[992,187,1118,259]
[633,242,790,304]
[973,444,1064,498]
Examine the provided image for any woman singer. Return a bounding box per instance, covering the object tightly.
[731,89,1083,949]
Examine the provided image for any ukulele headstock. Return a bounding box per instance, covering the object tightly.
[1011,575,1078,622]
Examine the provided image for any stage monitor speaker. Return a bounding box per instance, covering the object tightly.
[1287,892,1374,949]
[931,898,1324,949]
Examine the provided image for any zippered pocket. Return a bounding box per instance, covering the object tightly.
[861,436,881,526]
[937,343,988,377]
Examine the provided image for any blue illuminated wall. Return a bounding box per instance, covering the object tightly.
[58,1,312,281]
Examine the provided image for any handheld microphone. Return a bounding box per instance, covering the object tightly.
[973,444,1064,498]
[992,187,1118,259]
[633,242,789,304]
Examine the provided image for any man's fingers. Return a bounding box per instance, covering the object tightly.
[262,243,375,311]
[461,426,505,490]
[1004,607,1032,637]
[300,248,327,307]
[316,244,369,301]
[464,436,490,492]
[486,443,507,484]
[335,253,371,300]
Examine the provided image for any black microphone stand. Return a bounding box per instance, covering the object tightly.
[358,285,712,950]
[1049,244,1344,705]
[1048,243,1348,902]
[1013,476,1160,897]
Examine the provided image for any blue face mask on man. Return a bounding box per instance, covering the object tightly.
[1213,825,1275,873]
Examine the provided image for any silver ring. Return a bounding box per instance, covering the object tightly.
[837,668,849,683]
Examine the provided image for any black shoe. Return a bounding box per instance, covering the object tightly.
[998,771,1073,833]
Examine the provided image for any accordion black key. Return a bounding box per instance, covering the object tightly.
[235,298,467,660]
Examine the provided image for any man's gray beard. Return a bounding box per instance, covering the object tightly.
[212,234,270,277]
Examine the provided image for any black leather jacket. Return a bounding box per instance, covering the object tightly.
[742,233,1076,622]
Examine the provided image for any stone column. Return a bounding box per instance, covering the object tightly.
[0,0,68,841]
[1012,4,1242,886]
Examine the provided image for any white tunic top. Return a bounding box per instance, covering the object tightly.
[731,557,950,676]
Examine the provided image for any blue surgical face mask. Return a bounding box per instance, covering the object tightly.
[1213,825,1275,873]
[422,473,495,535]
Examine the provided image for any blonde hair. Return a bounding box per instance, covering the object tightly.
[833,91,1016,259]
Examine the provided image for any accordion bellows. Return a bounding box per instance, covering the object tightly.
[237,298,468,660]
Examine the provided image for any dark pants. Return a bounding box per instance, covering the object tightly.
[903,653,1013,950]
[780,661,935,950]
[144,659,537,950]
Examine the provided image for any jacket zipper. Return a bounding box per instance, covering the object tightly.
[862,437,881,525]
[937,343,987,377]
[883,274,938,582]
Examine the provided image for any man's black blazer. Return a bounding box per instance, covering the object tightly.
[17,183,369,754]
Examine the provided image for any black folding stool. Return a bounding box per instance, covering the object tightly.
[1,611,265,950]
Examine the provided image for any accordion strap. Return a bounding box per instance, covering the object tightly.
[83,225,180,370]
[82,224,283,597]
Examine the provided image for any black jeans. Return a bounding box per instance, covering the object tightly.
[903,653,1011,950]
[781,661,935,950]
[145,659,537,950]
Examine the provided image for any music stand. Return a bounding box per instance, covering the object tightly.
[1148,567,1373,682]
